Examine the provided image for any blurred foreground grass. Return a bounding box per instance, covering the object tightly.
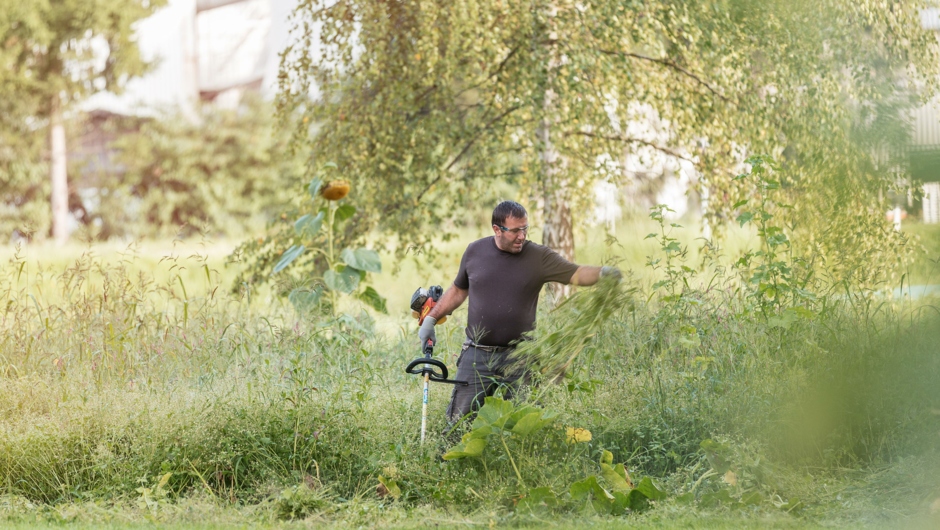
[0,216,939,528]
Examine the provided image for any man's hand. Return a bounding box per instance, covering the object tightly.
[418,316,437,348]
[600,266,622,282]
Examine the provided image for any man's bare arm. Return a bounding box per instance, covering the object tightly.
[569,266,602,286]
[428,283,469,319]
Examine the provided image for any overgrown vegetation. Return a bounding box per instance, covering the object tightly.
[1,205,938,527]
[3,0,940,524]
[230,163,386,317]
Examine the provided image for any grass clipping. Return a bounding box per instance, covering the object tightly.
[510,277,635,382]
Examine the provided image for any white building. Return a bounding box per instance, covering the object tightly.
[83,0,299,117]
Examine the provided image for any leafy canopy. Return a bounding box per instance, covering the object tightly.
[280,0,937,284]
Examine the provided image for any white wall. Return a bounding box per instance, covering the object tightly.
[82,0,299,116]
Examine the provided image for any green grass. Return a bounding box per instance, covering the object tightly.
[897,220,940,285]
[1,217,940,527]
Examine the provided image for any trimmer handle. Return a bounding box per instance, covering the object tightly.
[405,356,449,380]
[405,342,468,386]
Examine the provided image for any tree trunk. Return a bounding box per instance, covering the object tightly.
[538,119,575,262]
[540,151,574,302]
[537,1,574,304]
[537,111,574,303]
[50,94,69,245]
[542,178,575,261]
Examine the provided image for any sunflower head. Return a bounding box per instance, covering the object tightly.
[320,180,351,201]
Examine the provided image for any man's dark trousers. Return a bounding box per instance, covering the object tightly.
[445,342,531,423]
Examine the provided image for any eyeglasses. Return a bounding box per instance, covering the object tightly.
[497,225,529,235]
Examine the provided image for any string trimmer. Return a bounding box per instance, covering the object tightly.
[405,285,467,443]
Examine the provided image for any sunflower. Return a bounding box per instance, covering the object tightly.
[320,180,351,201]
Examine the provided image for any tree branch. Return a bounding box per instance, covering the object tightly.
[453,41,524,103]
[414,104,522,202]
[597,48,731,103]
[444,104,521,172]
[568,131,695,163]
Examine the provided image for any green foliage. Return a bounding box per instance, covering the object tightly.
[691,438,801,511]
[441,397,666,515]
[732,156,818,316]
[509,277,637,380]
[99,97,299,239]
[569,474,666,515]
[278,0,938,269]
[0,0,164,242]
[255,163,387,317]
[0,0,162,107]
[568,451,667,516]
[0,141,47,240]
[443,397,558,485]
[646,205,694,302]
[2,220,940,525]
[275,482,334,520]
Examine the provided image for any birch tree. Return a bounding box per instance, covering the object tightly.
[278,0,937,285]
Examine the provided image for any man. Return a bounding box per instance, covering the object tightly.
[418,200,620,423]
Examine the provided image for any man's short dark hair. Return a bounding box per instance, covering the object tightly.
[492,201,528,227]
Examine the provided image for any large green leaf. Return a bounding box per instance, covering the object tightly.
[294,211,325,239]
[626,488,652,512]
[341,248,381,273]
[442,437,487,460]
[324,267,359,293]
[307,177,323,199]
[506,405,538,428]
[509,410,556,437]
[340,266,362,291]
[357,286,387,314]
[634,477,666,501]
[333,204,356,224]
[472,397,515,431]
[569,476,617,515]
[610,491,630,515]
[273,245,305,274]
[600,462,633,493]
[569,476,605,501]
[463,424,493,440]
[288,287,322,313]
[516,487,558,513]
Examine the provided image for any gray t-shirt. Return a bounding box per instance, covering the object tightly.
[453,237,579,347]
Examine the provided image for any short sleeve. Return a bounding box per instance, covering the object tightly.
[539,246,579,284]
[454,248,470,290]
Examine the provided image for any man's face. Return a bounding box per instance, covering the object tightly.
[493,215,529,254]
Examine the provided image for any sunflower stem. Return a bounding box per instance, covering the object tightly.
[327,201,337,315]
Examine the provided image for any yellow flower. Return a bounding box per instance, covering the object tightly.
[566,427,592,444]
[722,470,738,487]
[320,180,351,201]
